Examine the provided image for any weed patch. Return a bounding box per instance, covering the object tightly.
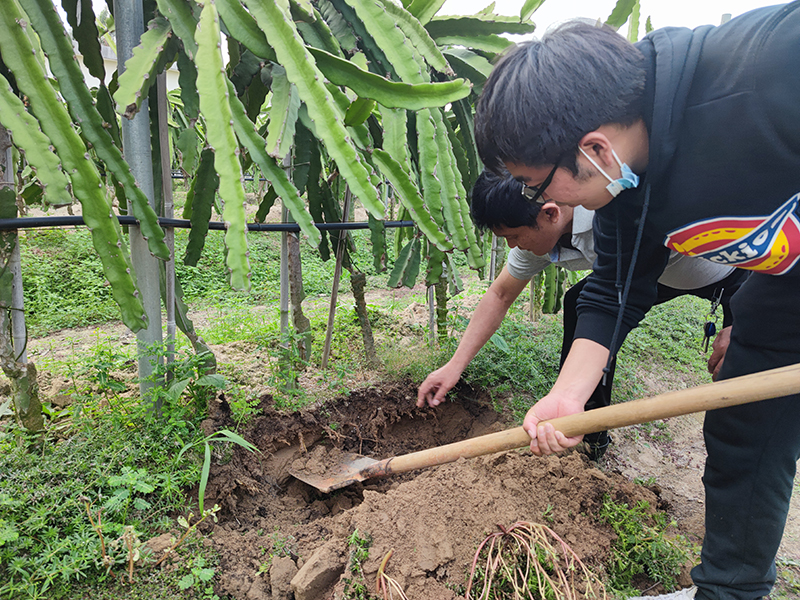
[0,349,229,599]
[599,494,695,596]
[342,529,372,600]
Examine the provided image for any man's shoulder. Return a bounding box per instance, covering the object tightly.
[572,206,595,233]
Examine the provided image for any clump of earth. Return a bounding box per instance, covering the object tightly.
[193,380,702,600]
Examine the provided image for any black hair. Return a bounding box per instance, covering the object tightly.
[475,21,646,174]
[470,169,542,230]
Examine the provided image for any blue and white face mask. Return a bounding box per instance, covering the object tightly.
[578,146,640,197]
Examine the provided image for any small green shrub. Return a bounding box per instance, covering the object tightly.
[599,494,694,596]
[176,555,217,598]
[341,529,372,600]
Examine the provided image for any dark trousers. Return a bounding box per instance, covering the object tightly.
[560,268,748,413]
[691,270,800,600]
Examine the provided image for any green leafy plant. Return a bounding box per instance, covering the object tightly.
[87,342,130,398]
[177,555,218,598]
[267,327,311,408]
[599,495,693,596]
[133,346,225,445]
[342,529,372,600]
[226,387,261,427]
[176,430,259,513]
[103,467,156,526]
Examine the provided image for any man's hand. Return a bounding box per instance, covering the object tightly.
[416,268,529,409]
[707,325,732,381]
[522,390,586,456]
[521,338,609,455]
[417,363,462,407]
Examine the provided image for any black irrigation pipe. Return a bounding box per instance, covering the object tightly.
[0,215,416,232]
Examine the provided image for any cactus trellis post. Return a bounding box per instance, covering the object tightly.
[489,234,498,282]
[6,146,25,364]
[427,285,436,346]
[115,0,164,401]
[321,187,353,369]
[156,72,176,372]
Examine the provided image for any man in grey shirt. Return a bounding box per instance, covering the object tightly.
[417,171,748,459]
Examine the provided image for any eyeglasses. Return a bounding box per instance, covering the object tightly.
[520,158,561,205]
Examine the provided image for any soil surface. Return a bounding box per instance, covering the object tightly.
[190,380,712,600]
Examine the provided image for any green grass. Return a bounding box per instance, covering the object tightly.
[0,344,232,600]
[67,538,224,600]
[0,414,200,598]
[20,229,121,334]
[615,295,709,401]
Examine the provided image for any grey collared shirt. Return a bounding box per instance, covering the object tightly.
[506,206,734,289]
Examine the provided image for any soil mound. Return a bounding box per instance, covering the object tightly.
[198,380,690,599]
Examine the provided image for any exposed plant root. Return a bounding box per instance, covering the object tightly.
[466,521,607,600]
[376,549,410,600]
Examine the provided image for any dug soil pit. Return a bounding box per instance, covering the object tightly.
[198,380,695,600]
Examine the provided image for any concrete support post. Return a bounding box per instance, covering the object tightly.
[114,0,163,399]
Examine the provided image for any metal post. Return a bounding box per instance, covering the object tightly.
[115,0,163,398]
[9,237,24,362]
[4,146,25,362]
[156,73,175,371]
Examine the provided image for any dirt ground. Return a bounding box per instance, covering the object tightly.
[181,376,800,600]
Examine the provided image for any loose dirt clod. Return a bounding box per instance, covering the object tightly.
[202,380,693,599]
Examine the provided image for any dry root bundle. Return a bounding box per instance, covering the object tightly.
[466,521,607,600]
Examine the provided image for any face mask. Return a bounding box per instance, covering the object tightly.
[578,147,640,197]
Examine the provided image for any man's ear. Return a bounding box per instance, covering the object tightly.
[540,202,561,223]
[578,130,616,169]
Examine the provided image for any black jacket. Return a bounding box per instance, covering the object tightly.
[575,2,800,351]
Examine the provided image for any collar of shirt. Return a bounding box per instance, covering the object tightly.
[548,206,598,265]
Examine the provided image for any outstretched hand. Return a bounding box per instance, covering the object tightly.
[522,391,585,456]
[417,363,462,408]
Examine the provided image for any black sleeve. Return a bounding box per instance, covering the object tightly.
[574,195,671,354]
[719,268,750,328]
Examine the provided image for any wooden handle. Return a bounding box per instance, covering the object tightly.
[388,363,800,475]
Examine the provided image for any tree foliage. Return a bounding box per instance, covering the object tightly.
[0,0,542,332]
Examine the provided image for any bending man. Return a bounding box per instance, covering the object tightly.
[418,170,747,459]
